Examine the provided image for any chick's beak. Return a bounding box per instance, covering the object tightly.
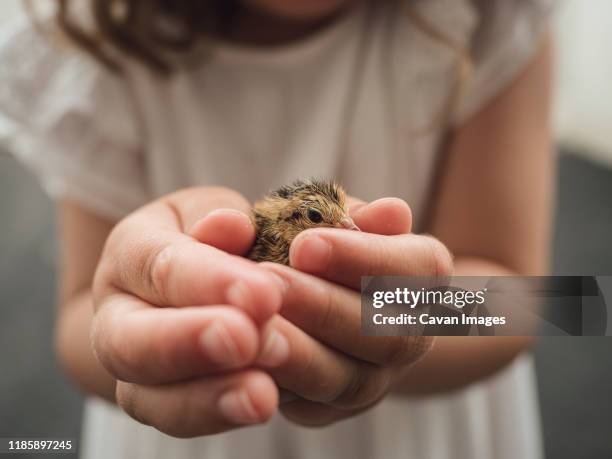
[340,217,361,231]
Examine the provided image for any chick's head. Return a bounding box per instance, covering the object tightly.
[254,179,360,245]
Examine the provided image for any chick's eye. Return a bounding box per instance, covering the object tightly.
[307,209,323,223]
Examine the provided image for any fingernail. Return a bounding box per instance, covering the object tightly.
[257,329,289,367]
[293,236,331,273]
[226,281,250,311]
[218,388,260,425]
[200,322,243,367]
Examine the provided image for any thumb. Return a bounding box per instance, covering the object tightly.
[189,209,255,255]
[164,187,255,255]
[351,197,412,235]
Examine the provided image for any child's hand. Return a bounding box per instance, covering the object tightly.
[90,187,286,437]
[258,198,450,426]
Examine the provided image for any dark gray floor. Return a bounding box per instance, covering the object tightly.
[0,151,610,458]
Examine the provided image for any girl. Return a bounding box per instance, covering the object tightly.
[0,0,554,458]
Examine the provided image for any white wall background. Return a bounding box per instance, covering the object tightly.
[0,0,20,21]
[1,0,611,167]
[553,0,612,166]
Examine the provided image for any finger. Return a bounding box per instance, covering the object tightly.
[168,186,253,232]
[280,398,372,428]
[289,231,453,290]
[96,186,280,321]
[257,316,392,409]
[350,198,412,235]
[97,226,283,321]
[188,209,255,256]
[93,294,261,384]
[260,263,434,367]
[116,370,278,438]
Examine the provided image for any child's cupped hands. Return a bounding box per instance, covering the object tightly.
[257,197,449,426]
[91,187,285,437]
[90,186,451,437]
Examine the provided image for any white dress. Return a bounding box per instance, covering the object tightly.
[0,0,553,458]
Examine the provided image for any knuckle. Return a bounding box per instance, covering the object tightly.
[96,313,140,381]
[158,385,216,438]
[409,336,436,362]
[333,364,390,409]
[372,236,415,275]
[424,236,454,277]
[314,287,338,332]
[379,337,416,366]
[92,230,127,305]
[149,323,183,378]
[102,221,123,259]
[105,327,132,379]
[89,313,116,375]
[299,347,338,402]
[99,213,177,306]
[103,216,137,265]
[116,383,151,427]
[145,244,174,305]
[368,237,393,274]
[91,265,109,309]
[333,369,366,407]
[116,382,207,438]
[89,316,106,367]
[380,336,434,366]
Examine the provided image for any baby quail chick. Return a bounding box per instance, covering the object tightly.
[248,179,360,265]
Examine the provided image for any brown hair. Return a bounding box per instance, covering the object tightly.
[27,0,239,75]
[32,0,472,126]
[34,1,471,74]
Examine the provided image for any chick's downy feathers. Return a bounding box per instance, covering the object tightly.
[248,179,359,265]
